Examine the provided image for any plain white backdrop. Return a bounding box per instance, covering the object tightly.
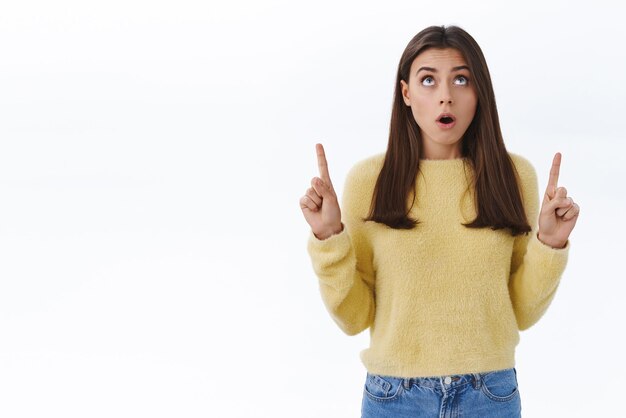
[0,0,623,417]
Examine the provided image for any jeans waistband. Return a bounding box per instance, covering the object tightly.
[400,368,514,391]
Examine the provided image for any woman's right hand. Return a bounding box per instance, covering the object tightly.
[300,143,343,240]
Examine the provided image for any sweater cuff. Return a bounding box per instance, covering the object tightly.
[307,225,351,265]
[527,231,570,274]
[307,223,349,247]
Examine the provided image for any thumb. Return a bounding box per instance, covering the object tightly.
[311,177,334,199]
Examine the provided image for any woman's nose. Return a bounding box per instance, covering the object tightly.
[440,86,452,104]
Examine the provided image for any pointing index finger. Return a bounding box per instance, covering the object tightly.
[316,143,333,186]
[546,152,561,198]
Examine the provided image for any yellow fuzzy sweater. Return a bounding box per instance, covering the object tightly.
[306,152,570,378]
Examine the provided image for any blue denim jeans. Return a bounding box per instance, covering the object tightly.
[361,367,521,418]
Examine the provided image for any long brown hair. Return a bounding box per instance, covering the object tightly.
[364,25,531,237]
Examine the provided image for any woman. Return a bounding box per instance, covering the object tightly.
[299,25,579,418]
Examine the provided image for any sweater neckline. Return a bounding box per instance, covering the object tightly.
[418,157,468,164]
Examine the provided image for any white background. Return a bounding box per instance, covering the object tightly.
[0,1,623,417]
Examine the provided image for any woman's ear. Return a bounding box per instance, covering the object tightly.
[400,80,411,106]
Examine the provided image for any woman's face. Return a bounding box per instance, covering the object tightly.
[400,47,478,159]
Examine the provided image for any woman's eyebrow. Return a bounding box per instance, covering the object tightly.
[416,65,470,75]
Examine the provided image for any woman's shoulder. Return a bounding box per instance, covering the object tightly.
[341,152,385,211]
[507,152,540,208]
[508,151,537,181]
[347,152,386,178]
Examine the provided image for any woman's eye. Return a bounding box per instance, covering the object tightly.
[421,76,434,86]
[455,75,469,85]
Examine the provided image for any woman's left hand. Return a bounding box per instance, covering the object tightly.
[537,152,580,249]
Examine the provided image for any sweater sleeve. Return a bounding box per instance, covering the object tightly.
[306,162,376,336]
[508,155,570,331]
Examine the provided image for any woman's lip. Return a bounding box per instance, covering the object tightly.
[436,120,456,129]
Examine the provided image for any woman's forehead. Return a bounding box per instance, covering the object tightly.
[412,47,467,67]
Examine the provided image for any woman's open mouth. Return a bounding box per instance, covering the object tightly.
[436,115,456,129]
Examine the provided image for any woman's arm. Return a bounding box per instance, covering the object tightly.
[306,162,376,336]
[508,155,570,331]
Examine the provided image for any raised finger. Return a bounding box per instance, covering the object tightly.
[316,143,333,187]
[546,152,561,198]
